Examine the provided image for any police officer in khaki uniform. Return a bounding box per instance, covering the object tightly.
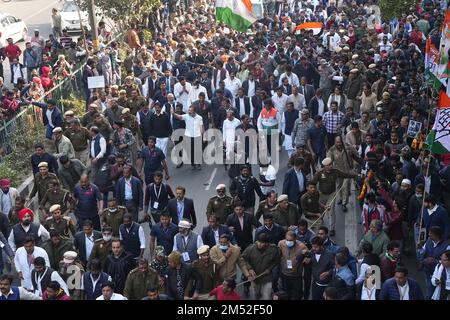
[206,184,233,224]
[311,157,359,236]
[326,135,360,212]
[101,198,127,237]
[59,251,84,300]
[273,194,300,230]
[186,245,220,299]
[29,162,59,210]
[255,190,278,223]
[123,258,159,300]
[300,182,325,232]
[120,108,141,137]
[43,204,77,239]
[63,119,91,165]
[39,180,76,219]
[89,226,113,268]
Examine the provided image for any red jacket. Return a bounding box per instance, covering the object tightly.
[362,204,384,233]
[209,285,241,300]
[4,44,22,61]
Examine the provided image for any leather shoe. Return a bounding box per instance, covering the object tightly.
[342,204,347,212]
[176,162,183,169]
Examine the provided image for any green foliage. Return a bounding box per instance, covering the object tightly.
[0,114,45,186]
[60,95,87,117]
[379,0,416,21]
[0,158,20,187]
[79,0,162,28]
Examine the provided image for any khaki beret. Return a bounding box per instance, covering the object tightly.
[343,46,350,51]
[122,108,130,114]
[63,251,78,263]
[277,194,289,202]
[52,127,63,133]
[197,245,210,255]
[335,47,343,53]
[383,92,390,97]
[64,110,74,116]
[322,157,333,166]
[352,54,359,59]
[369,63,377,69]
[38,162,48,168]
[350,68,359,73]
[216,184,226,190]
[49,204,61,213]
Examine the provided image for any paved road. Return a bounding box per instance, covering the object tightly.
[1,0,73,85]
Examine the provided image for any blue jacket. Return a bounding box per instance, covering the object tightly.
[255,224,285,245]
[419,205,450,240]
[32,101,64,128]
[417,238,448,274]
[414,173,441,195]
[115,176,143,209]
[282,168,307,204]
[201,224,232,248]
[380,277,424,300]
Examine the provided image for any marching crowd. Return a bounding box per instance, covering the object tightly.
[1,0,450,301]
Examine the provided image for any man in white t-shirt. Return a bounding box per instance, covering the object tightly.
[223,110,241,164]
[96,282,128,300]
[172,106,204,170]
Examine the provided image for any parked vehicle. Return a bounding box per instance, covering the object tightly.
[0,12,28,48]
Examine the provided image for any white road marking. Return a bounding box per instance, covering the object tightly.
[204,168,217,191]
[345,184,359,254]
[24,0,61,22]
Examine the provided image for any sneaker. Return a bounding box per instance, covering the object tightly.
[342,204,347,212]
[176,162,183,169]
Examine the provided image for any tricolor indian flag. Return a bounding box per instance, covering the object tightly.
[215,0,256,32]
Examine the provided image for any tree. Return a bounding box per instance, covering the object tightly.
[379,0,416,21]
[79,0,161,30]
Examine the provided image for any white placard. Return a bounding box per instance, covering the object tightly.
[87,76,105,89]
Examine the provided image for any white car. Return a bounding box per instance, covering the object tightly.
[60,0,91,32]
[0,12,28,48]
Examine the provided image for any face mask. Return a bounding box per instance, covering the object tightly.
[219,245,229,251]
[286,240,295,248]
[416,193,422,198]
[103,235,112,242]
[109,208,118,212]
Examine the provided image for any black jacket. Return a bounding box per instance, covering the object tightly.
[166,264,200,300]
[229,175,264,209]
[74,230,102,266]
[329,269,355,300]
[310,249,335,286]
[148,112,172,138]
[103,251,135,294]
[226,213,258,251]
[201,224,232,248]
[167,197,197,227]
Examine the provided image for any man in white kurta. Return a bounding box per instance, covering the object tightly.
[222,110,241,162]
[14,243,50,290]
[174,77,192,112]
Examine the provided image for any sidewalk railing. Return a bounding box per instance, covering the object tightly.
[0,32,124,156]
